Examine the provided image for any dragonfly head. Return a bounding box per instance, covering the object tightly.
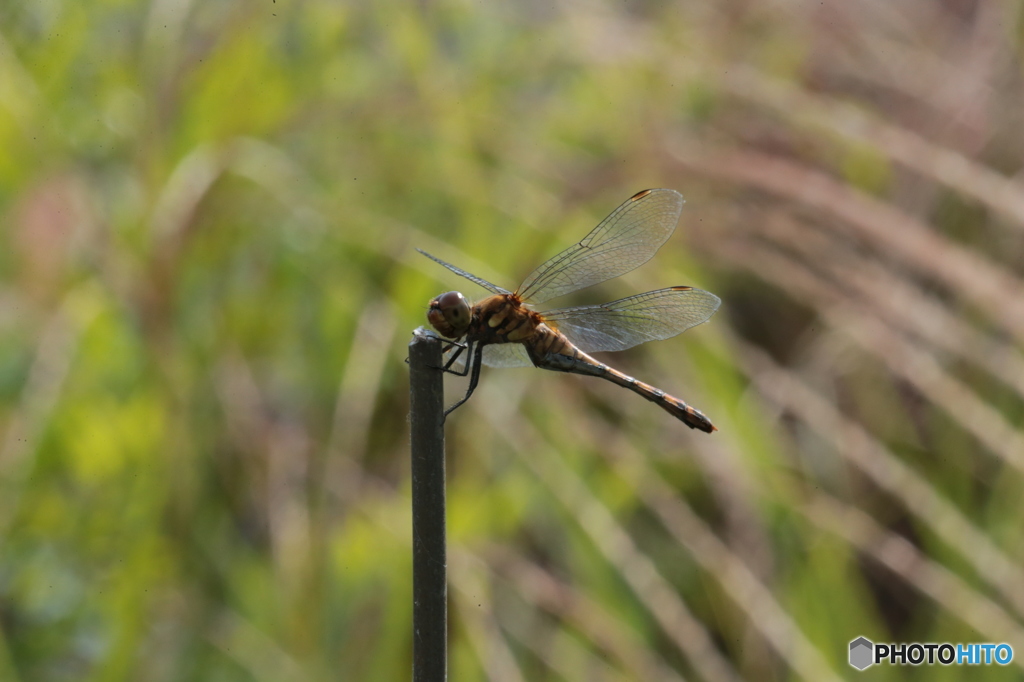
[427,291,471,338]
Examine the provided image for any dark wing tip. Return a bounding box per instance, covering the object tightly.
[628,188,685,205]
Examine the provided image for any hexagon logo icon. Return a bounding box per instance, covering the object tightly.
[849,637,874,670]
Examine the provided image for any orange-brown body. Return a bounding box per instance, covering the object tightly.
[468,294,570,359]
[459,294,716,432]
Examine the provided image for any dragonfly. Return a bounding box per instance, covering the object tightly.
[420,188,721,432]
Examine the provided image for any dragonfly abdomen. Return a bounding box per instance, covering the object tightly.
[595,364,716,432]
[528,332,717,433]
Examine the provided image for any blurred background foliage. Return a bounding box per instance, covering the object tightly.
[1,0,1024,679]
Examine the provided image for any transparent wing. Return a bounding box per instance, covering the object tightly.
[543,286,720,353]
[516,189,684,305]
[418,249,511,295]
[448,342,534,369]
[481,344,533,368]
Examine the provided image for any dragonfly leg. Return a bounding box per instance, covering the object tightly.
[443,341,484,417]
[407,339,471,375]
[440,340,471,377]
[405,338,468,370]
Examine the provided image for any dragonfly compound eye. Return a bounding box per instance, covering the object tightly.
[427,291,471,337]
[439,291,470,326]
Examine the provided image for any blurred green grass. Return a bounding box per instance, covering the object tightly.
[2,0,1024,680]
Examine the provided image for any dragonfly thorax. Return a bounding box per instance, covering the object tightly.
[427,291,471,338]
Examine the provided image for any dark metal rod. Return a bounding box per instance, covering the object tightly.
[408,329,447,682]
